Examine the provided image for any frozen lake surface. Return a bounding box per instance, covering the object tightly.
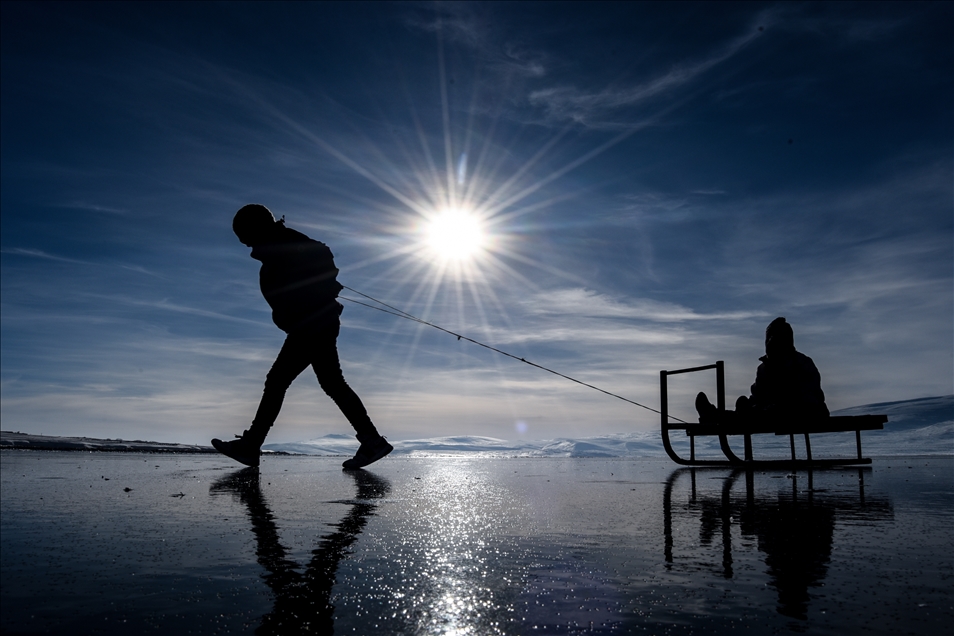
[2,452,952,635]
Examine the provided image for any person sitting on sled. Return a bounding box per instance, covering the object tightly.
[695,317,829,423]
[212,204,392,469]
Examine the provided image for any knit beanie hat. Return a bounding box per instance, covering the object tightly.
[766,316,795,351]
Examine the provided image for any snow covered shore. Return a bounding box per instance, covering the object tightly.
[3,395,950,458]
[0,431,218,454]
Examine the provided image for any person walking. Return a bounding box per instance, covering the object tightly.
[212,204,392,469]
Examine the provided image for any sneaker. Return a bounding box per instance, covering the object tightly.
[211,432,261,468]
[342,435,393,470]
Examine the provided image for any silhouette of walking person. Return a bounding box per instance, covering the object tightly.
[210,467,391,634]
[212,204,392,469]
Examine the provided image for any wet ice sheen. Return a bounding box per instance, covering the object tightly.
[1,452,951,635]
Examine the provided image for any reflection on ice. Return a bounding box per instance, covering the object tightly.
[351,463,525,635]
[664,468,893,620]
[1,454,951,635]
[210,467,391,634]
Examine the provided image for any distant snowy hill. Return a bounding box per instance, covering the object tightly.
[2,395,949,458]
[831,395,952,430]
[263,395,953,458]
[0,431,217,453]
[827,395,953,457]
[263,431,665,458]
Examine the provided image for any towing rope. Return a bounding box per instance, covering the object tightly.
[340,285,688,424]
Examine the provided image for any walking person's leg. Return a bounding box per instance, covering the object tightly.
[247,334,315,444]
[212,334,311,466]
[308,321,391,469]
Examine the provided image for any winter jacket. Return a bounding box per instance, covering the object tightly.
[250,225,344,333]
[749,350,829,419]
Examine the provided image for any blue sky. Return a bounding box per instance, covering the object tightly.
[2,2,951,444]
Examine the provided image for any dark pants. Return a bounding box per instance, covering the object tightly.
[697,392,821,425]
[247,320,377,445]
[696,393,752,423]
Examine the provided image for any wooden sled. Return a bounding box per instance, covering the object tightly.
[660,361,887,467]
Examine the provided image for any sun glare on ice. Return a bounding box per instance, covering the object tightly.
[425,208,485,261]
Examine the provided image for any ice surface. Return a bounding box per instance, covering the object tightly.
[2,452,952,635]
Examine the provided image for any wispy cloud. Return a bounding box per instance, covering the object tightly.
[783,8,913,43]
[84,293,267,326]
[62,202,129,215]
[405,4,548,78]
[1,248,92,265]
[524,288,767,322]
[526,15,772,127]
[3,248,181,281]
[119,264,166,279]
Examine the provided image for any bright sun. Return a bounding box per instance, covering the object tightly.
[425,208,485,261]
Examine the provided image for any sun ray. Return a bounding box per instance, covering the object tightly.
[390,261,460,383]
[337,242,420,276]
[230,37,665,418]
[436,23,458,210]
[234,87,434,217]
[485,127,646,218]
[488,248,590,287]
[482,128,574,209]
[487,182,603,226]
[345,260,454,374]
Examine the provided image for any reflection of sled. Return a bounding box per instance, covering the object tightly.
[660,361,887,467]
[662,466,893,611]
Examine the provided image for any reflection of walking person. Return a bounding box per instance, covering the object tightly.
[210,468,391,634]
[212,204,392,469]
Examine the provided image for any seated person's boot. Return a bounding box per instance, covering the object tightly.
[695,392,719,423]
